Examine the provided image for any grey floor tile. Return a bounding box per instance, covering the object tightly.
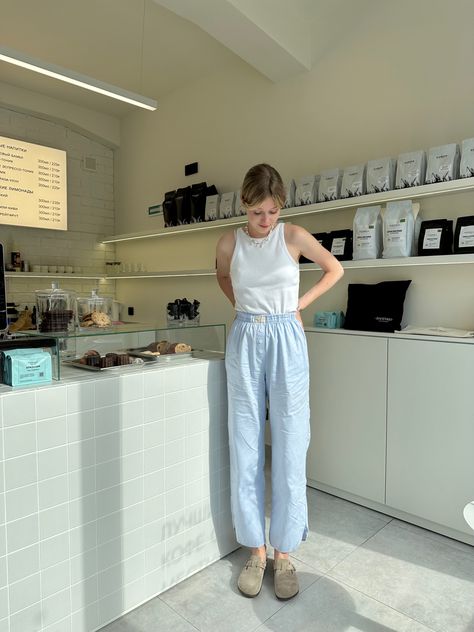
[390,517,474,555]
[99,596,198,631]
[289,487,392,574]
[329,520,474,632]
[255,575,434,632]
[158,546,319,632]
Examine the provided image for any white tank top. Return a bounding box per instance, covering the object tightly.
[230,223,300,314]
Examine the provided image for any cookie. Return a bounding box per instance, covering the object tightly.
[91,311,111,327]
[175,343,191,353]
[157,341,170,354]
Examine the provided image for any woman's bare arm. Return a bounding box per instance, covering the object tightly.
[216,232,236,307]
[287,224,344,311]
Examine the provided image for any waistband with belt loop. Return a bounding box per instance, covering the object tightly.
[235,311,297,323]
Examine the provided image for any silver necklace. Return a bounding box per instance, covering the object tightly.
[242,222,277,248]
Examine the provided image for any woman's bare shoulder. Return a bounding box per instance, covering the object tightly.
[217,229,237,254]
[284,223,309,243]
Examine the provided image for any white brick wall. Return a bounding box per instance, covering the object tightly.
[0,106,117,307]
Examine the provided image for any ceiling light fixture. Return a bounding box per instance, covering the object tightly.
[0,45,157,111]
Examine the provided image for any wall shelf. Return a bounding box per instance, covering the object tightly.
[106,269,215,279]
[105,254,474,279]
[301,253,474,270]
[102,177,474,244]
[10,254,471,282]
[5,272,106,280]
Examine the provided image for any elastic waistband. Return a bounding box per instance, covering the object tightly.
[235,311,297,323]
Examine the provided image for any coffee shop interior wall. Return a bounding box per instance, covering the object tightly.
[0,99,117,308]
[115,0,474,331]
[1,1,474,330]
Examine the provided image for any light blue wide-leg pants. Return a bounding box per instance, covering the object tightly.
[225,312,310,553]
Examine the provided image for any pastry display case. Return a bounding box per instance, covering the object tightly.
[77,289,113,328]
[15,322,226,380]
[35,282,77,333]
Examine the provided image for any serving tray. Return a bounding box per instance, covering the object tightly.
[127,347,192,362]
[63,358,143,372]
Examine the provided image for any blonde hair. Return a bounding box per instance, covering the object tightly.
[241,163,286,209]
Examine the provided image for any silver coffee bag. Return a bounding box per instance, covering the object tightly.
[295,175,320,206]
[353,205,383,260]
[460,138,474,178]
[205,194,220,221]
[366,158,396,194]
[219,192,235,219]
[341,164,366,198]
[234,189,246,216]
[318,169,342,202]
[283,179,296,209]
[383,200,415,258]
[425,143,460,183]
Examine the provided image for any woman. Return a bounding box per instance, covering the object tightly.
[216,164,343,600]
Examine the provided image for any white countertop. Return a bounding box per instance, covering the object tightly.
[0,350,225,395]
[304,327,474,345]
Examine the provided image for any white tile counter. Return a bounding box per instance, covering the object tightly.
[0,356,237,632]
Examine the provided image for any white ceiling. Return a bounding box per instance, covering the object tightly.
[0,0,376,117]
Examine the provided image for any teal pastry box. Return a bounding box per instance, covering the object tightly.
[313,311,345,329]
[2,348,52,386]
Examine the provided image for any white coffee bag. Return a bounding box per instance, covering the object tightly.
[353,205,383,260]
[382,200,415,258]
[205,194,220,221]
[318,169,342,202]
[295,175,320,206]
[366,158,396,194]
[219,192,235,219]
[341,164,366,198]
[460,138,474,178]
[234,190,246,216]
[425,143,460,183]
[395,150,426,188]
[283,179,296,208]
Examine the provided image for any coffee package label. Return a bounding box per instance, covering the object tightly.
[422,228,443,250]
[366,158,396,194]
[205,194,220,221]
[341,164,366,198]
[295,175,320,206]
[283,179,296,208]
[383,200,414,258]
[425,144,460,183]
[353,205,383,260]
[331,237,346,256]
[459,225,474,248]
[318,169,342,202]
[460,138,474,178]
[234,190,246,216]
[220,192,235,219]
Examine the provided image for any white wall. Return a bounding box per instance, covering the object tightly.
[0,104,117,309]
[115,0,474,330]
[0,81,120,148]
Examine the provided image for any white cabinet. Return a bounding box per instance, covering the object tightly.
[306,331,387,503]
[386,338,474,536]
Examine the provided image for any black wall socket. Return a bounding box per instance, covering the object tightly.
[185,162,198,176]
[128,306,134,316]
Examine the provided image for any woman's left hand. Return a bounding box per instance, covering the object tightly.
[296,310,304,328]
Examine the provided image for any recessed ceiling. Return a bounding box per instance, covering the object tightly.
[0,0,377,117]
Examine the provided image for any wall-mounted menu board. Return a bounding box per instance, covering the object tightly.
[0,135,67,230]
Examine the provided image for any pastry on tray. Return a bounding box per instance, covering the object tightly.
[77,349,134,368]
[146,340,192,354]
